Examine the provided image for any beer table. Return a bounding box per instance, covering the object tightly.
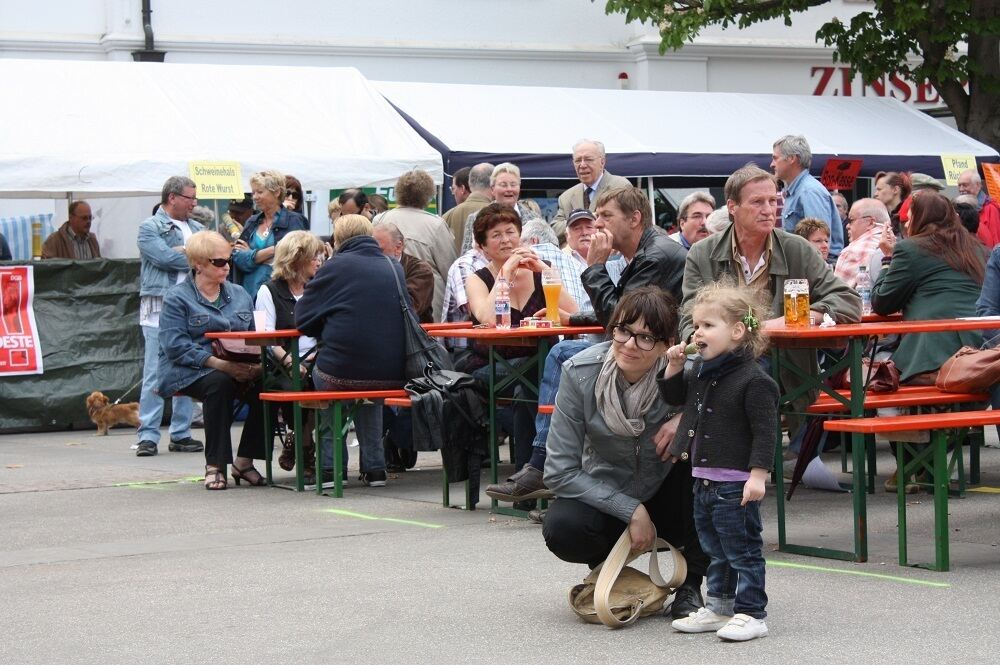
[427,324,605,516]
[768,317,1000,563]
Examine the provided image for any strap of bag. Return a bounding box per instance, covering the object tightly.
[384,255,411,315]
[592,528,687,628]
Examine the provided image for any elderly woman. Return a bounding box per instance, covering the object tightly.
[873,191,987,490]
[233,169,308,303]
[256,230,326,477]
[460,162,541,254]
[158,231,266,490]
[466,203,578,472]
[295,214,407,487]
[542,286,708,619]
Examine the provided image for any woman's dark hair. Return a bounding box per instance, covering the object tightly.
[607,286,678,345]
[284,175,303,213]
[908,192,985,284]
[954,202,980,235]
[472,203,522,247]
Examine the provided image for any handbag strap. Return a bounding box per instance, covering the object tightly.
[591,528,687,628]
[383,255,410,314]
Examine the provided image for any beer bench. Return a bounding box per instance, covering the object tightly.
[807,387,988,493]
[824,410,1000,571]
[260,389,407,497]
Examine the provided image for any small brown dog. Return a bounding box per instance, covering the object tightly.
[86,391,140,435]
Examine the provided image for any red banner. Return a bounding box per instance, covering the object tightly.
[0,265,43,375]
[820,158,863,191]
[983,163,1000,202]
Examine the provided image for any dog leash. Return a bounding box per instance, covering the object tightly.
[112,377,144,405]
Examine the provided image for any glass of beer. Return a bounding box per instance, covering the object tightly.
[541,268,562,325]
[783,279,810,327]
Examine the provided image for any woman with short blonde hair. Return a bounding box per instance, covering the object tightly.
[333,214,373,247]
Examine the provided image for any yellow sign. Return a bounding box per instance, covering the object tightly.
[939,154,976,186]
[188,161,243,199]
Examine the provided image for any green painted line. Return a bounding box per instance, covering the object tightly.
[323,508,443,529]
[768,560,950,588]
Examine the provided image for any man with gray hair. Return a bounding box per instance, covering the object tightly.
[133,176,205,457]
[834,198,889,288]
[551,139,632,239]
[520,219,590,310]
[669,192,716,250]
[442,162,493,255]
[771,134,844,259]
[957,168,1000,247]
[372,222,435,323]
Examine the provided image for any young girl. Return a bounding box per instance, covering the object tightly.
[658,282,778,642]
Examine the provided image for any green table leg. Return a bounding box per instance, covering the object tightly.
[331,402,344,498]
[897,443,908,566]
[932,431,950,571]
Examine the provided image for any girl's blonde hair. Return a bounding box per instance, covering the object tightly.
[688,279,771,359]
[271,230,325,283]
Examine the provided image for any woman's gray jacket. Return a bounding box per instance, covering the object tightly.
[543,342,676,523]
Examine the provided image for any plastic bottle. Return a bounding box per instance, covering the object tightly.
[495,276,511,329]
[856,264,872,316]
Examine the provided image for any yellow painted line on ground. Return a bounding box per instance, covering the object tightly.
[113,477,202,488]
[768,560,950,588]
[322,508,443,529]
[967,486,1000,494]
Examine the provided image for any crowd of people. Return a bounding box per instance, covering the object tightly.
[19,133,997,643]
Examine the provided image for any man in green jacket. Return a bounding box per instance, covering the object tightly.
[681,164,861,438]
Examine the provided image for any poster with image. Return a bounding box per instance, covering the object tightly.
[0,265,43,375]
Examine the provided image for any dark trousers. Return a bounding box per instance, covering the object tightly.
[543,460,709,577]
[181,370,265,467]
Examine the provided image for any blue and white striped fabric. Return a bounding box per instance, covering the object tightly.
[0,214,54,260]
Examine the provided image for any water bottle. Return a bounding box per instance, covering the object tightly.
[856,265,872,316]
[495,276,511,329]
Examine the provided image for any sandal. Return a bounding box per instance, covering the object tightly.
[205,466,227,491]
[231,463,266,487]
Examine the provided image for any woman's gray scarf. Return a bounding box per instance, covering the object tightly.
[594,350,665,438]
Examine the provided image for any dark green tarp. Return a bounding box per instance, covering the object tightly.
[0,259,142,432]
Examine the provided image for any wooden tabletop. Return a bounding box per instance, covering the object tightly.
[767,317,1000,341]
[426,325,605,340]
[206,329,300,341]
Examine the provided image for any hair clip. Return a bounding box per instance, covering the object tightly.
[742,309,759,331]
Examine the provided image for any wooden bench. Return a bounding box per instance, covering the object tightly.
[260,390,408,497]
[824,410,1000,571]
[806,387,987,492]
[537,404,554,415]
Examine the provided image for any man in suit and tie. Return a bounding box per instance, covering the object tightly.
[551,139,632,240]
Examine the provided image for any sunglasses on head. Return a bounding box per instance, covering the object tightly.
[208,257,230,268]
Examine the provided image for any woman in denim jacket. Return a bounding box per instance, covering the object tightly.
[158,231,266,490]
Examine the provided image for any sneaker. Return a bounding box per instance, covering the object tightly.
[168,437,204,453]
[671,607,732,633]
[135,441,158,457]
[669,583,706,620]
[716,614,769,641]
[485,465,554,502]
[527,509,546,524]
[360,470,387,487]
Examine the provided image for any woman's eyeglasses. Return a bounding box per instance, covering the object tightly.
[208,257,230,268]
[611,324,661,351]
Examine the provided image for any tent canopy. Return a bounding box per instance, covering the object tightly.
[376,80,998,180]
[0,60,442,197]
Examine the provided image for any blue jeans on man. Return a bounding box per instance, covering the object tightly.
[137,324,194,445]
[693,480,768,619]
[530,339,593,459]
[312,368,386,475]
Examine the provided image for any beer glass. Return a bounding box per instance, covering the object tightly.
[541,268,562,325]
[783,279,810,327]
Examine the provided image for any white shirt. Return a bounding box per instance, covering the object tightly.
[254,284,317,359]
[171,218,194,285]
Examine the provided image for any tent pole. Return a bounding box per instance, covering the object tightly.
[645,178,655,224]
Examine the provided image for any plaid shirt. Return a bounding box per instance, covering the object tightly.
[530,242,592,310]
[834,225,884,288]
[441,248,488,347]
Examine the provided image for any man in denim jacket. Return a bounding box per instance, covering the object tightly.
[133,176,205,457]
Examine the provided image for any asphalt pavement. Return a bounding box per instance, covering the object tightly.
[1,425,999,664]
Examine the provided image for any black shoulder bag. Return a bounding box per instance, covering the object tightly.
[384,256,452,379]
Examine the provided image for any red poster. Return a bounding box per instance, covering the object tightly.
[820,158,863,191]
[983,163,1000,202]
[0,266,43,375]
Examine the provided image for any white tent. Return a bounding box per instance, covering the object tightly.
[0,59,443,197]
[377,80,998,179]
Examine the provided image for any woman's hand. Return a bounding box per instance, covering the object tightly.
[628,504,656,553]
[531,306,572,326]
[219,360,260,383]
[741,468,768,506]
[654,413,681,462]
[879,223,896,257]
[233,239,250,251]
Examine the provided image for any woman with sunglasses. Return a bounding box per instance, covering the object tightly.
[233,169,307,304]
[158,230,267,490]
[542,286,708,619]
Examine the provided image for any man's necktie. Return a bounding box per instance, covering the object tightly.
[583,186,593,208]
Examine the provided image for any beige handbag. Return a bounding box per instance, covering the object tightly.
[568,528,687,629]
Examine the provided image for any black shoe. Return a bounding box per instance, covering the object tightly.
[360,470,387,487]
[512,499,537,511]
[135,441,158,457]
[670,583,705,620]
[168,437,204,453]
[527,509,546,524]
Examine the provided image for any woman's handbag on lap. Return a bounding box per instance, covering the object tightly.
[569,528,686,629]
[211,337,260,364]
[936,345,1000,393]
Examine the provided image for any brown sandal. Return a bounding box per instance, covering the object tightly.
[231,464,266,487]
[205,466,227,490]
